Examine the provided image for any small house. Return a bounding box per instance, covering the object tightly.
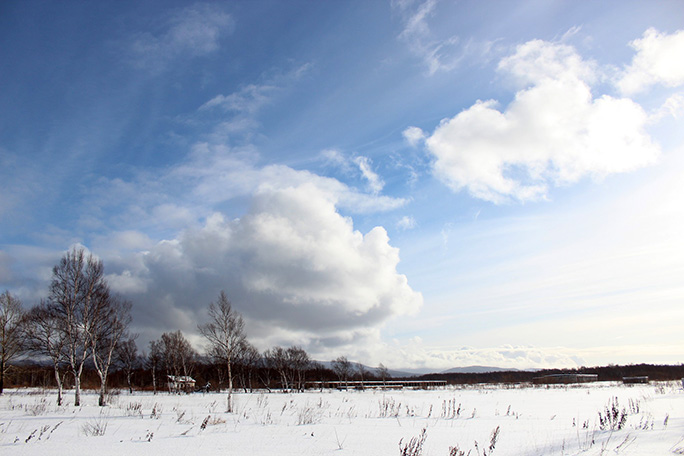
[167,375,196,393]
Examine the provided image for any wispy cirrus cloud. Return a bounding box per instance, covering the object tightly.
[192,63,313,144]
[393,0,493,74]
[322,149,388,196]
[127,3,234,71]
[199,84,277,114]
[396,215,417,231]
[353,156,385,195]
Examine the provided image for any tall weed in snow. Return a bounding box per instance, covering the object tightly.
[81,412,109,436]
[449,426,500,456]
[474,426,499,456]
[25,397,48,416]
[441,398,461,419]
[379,396,402,418]
[296,403,322,425]
[598,397,627,431]
[399,427,427,456]
[125,401,143,417]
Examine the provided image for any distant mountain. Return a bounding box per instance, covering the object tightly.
[313,362,531,377]
[315,360,427,378]
[441,365,523,374]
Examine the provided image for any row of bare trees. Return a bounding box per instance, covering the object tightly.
[0,247,134,406]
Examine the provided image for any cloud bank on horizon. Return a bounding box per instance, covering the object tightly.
[1,0,683,370]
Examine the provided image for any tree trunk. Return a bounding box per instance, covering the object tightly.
[54,367,63,406]
[227,361,233,413]
[0,359,5,394]
[127,371,133,394]
[152,368,157,395]
[98,378,106,406]
[74,372,81,406]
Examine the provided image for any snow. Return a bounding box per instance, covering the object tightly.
[1,381,683,455]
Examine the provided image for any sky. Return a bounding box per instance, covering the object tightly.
[1,0,683,372]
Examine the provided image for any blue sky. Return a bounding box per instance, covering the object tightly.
[2,0,683,370]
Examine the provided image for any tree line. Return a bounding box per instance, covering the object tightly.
[0,247,388,408]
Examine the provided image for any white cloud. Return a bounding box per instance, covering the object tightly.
[397,345,582,370]
[416,39,659,203]
[353,156,385,194]
[321,149,353,173]
[402,126,426,147]
[320,150,395,201]
[397,215,417,231]
[199,84,277,114]
[109,183,422,349]
[328,337,582,371]
[128,3,234,71]
[649,93,684,123]
[617,28,684,95]
[499,39,596,85]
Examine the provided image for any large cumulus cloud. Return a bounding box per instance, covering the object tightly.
[108,182,422,351]
[407,38,661,203]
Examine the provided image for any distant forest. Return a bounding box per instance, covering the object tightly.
[419,364,684,384]
[6,362,684,393]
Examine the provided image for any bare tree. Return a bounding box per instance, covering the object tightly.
[377,363,390,386]
[159,330,197,390]
[287,346,310,391]
[89,295,132,406]
[0,290,25,394]
[198,291,246,412]
[332,356,353,387]
[310,361,327,391]
[259,346,310,391]
[259,349,275,391]
[115,335,139,394]
[146,340,163,395]
[48,247,109,406]
[23,301,67,405]
[235,340,260,392]
[264,346,290,390]
[356,363,369,384]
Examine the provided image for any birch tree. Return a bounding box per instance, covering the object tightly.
[89,295,132,406]
[264,346,290,391]
[48,247,109,406]
[235,340,260,392]
[159,330,196,389]
[147,340,163,394]
[23,301,67,405]
[198,291,246,412]
[332,356,353,387]
[115,336,139,394]
[287,346,310,391]
[0,290,25,394]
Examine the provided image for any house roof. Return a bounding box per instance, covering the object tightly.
[167,375,196,382]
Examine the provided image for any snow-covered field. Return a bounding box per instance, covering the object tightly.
[1,382,683,455]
